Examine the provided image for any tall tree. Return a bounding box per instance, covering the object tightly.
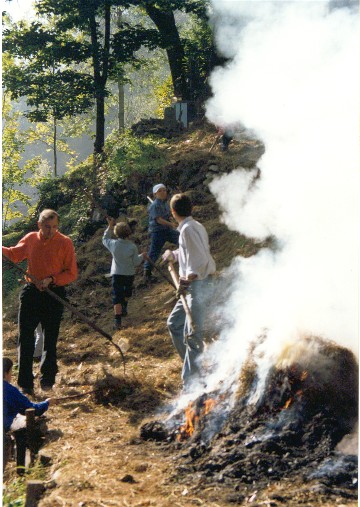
[2,18,95,156]
[134,0,212,101]
[3,2,158,156]
[144,3,188,99]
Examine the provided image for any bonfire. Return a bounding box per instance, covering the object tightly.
[141,335,358,498]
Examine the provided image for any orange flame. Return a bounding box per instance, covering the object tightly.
[282,366,307,411]
[204,398,216,415]
[284,398,293,409]
[177,398,217,441]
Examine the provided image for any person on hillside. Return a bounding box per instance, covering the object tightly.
[2,209,78,394]
[217,126,234,151]
[143,183,179,284]
[162,193,216,386]
[102,217,145,330]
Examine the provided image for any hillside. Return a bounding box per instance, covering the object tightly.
[2,124,357,507]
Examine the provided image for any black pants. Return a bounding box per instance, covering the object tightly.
[111,275,134,307]
[18,283,65,388]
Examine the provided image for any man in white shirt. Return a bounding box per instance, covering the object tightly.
[162,193,216,385]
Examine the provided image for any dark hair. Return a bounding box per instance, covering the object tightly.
[3,357,13,376]
[114,222,132,239]
[170,193,192,217]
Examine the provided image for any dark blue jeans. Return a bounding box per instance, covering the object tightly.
[17,283,65,388]
[144,228,179,272]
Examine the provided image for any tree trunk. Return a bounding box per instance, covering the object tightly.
[95,92,106,155]
[118,84,125,131]
[117,8,125,131]
[88,2,111,156]
[145,5,189,100]
[53,116,57,177]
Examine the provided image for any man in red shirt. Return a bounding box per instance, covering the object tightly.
[2,209,78,394]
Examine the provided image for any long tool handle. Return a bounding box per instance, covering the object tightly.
[143,254,177,289]
[167,262,195,335]
[53,388,100,402]
[2,255,126,371]
[209,134,221,153]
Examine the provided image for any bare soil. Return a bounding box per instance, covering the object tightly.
[3,127,358,506]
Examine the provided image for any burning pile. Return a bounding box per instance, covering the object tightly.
[141,336,358,500]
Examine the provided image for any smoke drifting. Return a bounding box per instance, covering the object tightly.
[203,1,359,394]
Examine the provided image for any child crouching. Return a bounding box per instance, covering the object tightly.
[102,217,145,329]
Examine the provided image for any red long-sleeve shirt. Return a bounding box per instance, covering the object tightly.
[2,230,78,286]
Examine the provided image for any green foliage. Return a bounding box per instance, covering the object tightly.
[110,46,171,127]
[2,1,172,154]
[2,478,26,506]
[2,93,32,229]
[153,75,173,117]
[3,20,94,122]
[182,15,216,102]
[3,460,48,507]
[105,129,166,181]
[2,232,27,297]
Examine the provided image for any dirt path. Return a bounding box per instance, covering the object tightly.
[3,278,358,506]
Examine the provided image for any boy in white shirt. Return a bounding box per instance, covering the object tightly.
[162,193,216,385]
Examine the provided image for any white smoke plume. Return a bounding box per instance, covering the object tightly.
[201,0,359,396]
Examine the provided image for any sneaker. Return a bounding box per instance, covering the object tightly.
[20,387,35,396]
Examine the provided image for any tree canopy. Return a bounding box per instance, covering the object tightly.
[3,0,216,157]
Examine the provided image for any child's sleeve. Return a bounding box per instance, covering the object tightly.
[132,244,144,267]
[102,227,115,251]
[11,385,49,417]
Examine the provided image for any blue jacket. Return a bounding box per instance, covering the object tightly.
[3,380,49,432]
[148,199,172,232]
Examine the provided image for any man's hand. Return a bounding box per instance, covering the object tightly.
[162,249,176,263]
[176,277,191,299]
[38,276,54,291]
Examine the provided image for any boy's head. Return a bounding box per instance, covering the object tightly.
[114,222,132,239]
[152,184,167,200]
[3,357,13,380]
[170,193,192,218]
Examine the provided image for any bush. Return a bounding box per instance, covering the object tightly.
[105,129,165,181]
